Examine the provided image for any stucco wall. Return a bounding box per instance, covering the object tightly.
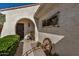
[38,32,64,44]
[1,5,40,41]
[24,20,35,36]
[38,4,79,55]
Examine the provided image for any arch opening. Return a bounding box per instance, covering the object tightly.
[15,18,35,40]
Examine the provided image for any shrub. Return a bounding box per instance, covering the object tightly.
[0,35,20,56]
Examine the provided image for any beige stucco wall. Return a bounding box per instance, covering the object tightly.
[1,5,40,41]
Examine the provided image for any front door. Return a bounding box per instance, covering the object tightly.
[16,23,24,40]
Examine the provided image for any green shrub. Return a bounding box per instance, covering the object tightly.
[0,35,20,56]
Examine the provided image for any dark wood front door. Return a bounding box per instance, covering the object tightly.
[16,23,24,40]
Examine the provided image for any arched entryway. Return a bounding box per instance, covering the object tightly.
[16,18,35,40]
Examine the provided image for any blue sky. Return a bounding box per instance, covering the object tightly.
[0,3,33,9]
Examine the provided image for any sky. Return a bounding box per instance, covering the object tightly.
[0,3,33,9]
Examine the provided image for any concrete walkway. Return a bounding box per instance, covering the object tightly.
[15,42,23,56]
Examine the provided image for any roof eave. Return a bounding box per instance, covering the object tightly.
[0,3,40,11]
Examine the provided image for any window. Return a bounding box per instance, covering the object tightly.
[42,11,60,27]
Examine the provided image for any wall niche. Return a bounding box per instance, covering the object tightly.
[42,11,60,27]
